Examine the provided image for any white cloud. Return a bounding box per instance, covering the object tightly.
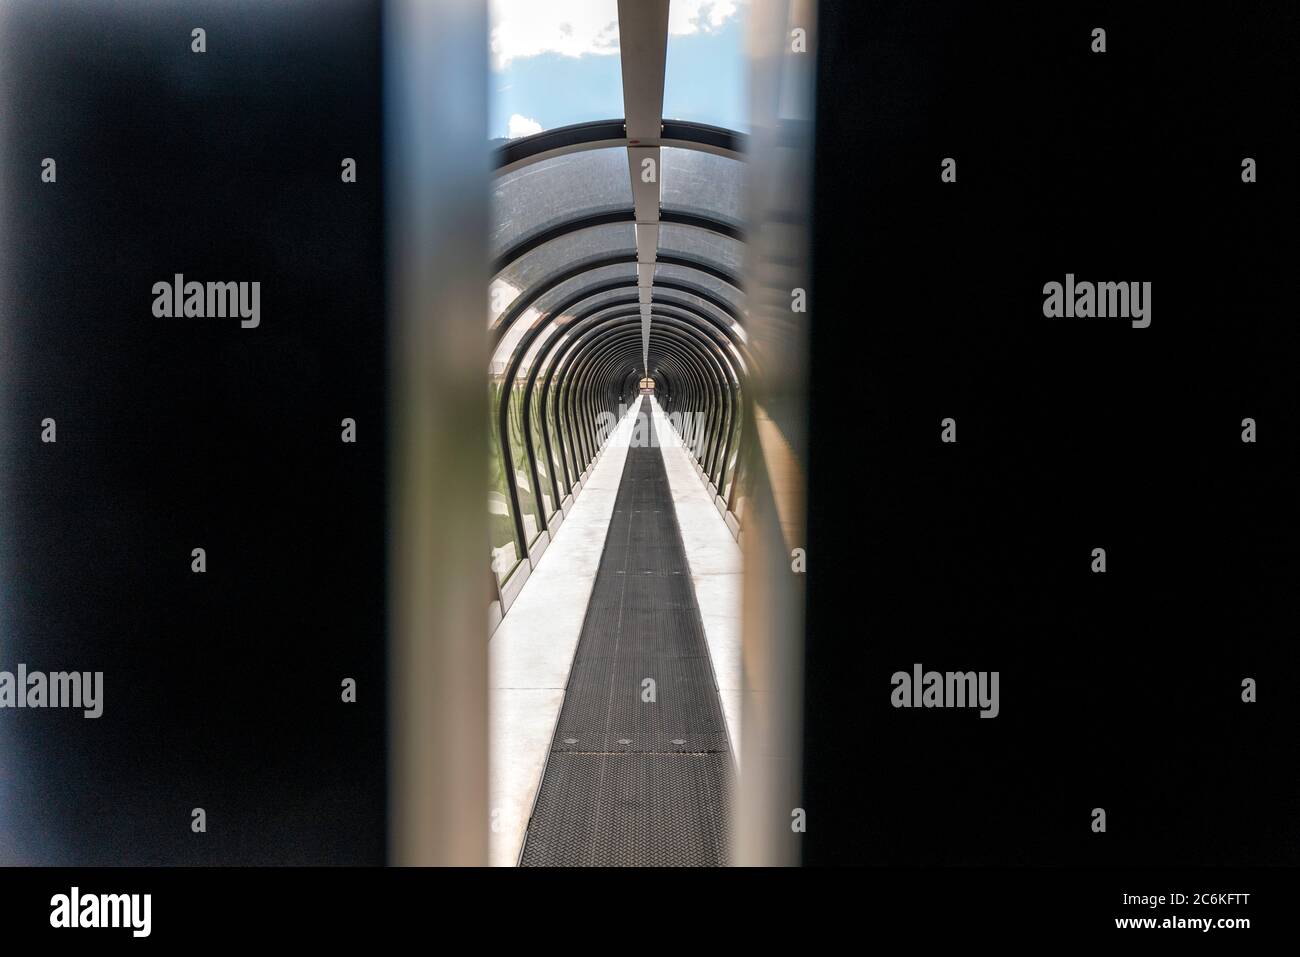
[668,0,742,37]
[507,113,544,138]
[491,0,620,70]
[491,0,744,70]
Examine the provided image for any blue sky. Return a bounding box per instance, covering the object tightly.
[490,0,747,139]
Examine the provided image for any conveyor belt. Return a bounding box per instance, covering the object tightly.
[519,398,732,866]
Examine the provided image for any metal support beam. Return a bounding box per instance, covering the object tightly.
[617,0,669,372]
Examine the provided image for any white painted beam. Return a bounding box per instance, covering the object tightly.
[635,222,660,260]
[616,0,669,142]
[618,0,669,376]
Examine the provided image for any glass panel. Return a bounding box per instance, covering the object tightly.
[545,302,638,356]
[518,319,559,377]
[653,262,742,308]
[649,301,725,339]
[526,261,638,326]
[491,269,639,375]
[529,384,554,518]
[545,370,570,495]
[653,286,734,319]
[492,281,620,361]
[726,443,746,519]
[647,299,743,361]
[506,379,542,546]
[490,224,636,328]
[661,147,745,229]
[552,286,639,326]
[721,384,743,500]
[662,1,748,131]
[726,339,746,373]
[490,0,623,141]
[491,308,532,374]
[519,322,559,519]
[489,378,521,583]
[492,148,632,256]
[657,223,744,276]
[562,375,586,475]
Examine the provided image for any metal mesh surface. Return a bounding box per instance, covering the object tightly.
[520,398,732,866]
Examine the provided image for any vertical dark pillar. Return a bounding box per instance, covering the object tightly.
[802,1,1299,865]
[0,0,386,865]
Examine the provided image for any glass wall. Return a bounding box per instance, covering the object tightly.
[506,376,542,547]
[720,382,744,500]
[519,325,559,520]
[528,385,555,517]
[489,377,521,583]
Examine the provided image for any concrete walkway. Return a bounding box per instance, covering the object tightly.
[648,396,743,762]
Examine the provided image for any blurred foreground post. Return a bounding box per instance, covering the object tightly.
[386,0,490,866]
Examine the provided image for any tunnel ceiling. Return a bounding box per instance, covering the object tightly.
[488,1,748,378]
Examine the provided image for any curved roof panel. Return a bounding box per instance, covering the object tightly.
[661,147,745,230]
[491,147,633,257]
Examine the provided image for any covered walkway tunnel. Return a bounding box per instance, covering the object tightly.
[486,0,766,866]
